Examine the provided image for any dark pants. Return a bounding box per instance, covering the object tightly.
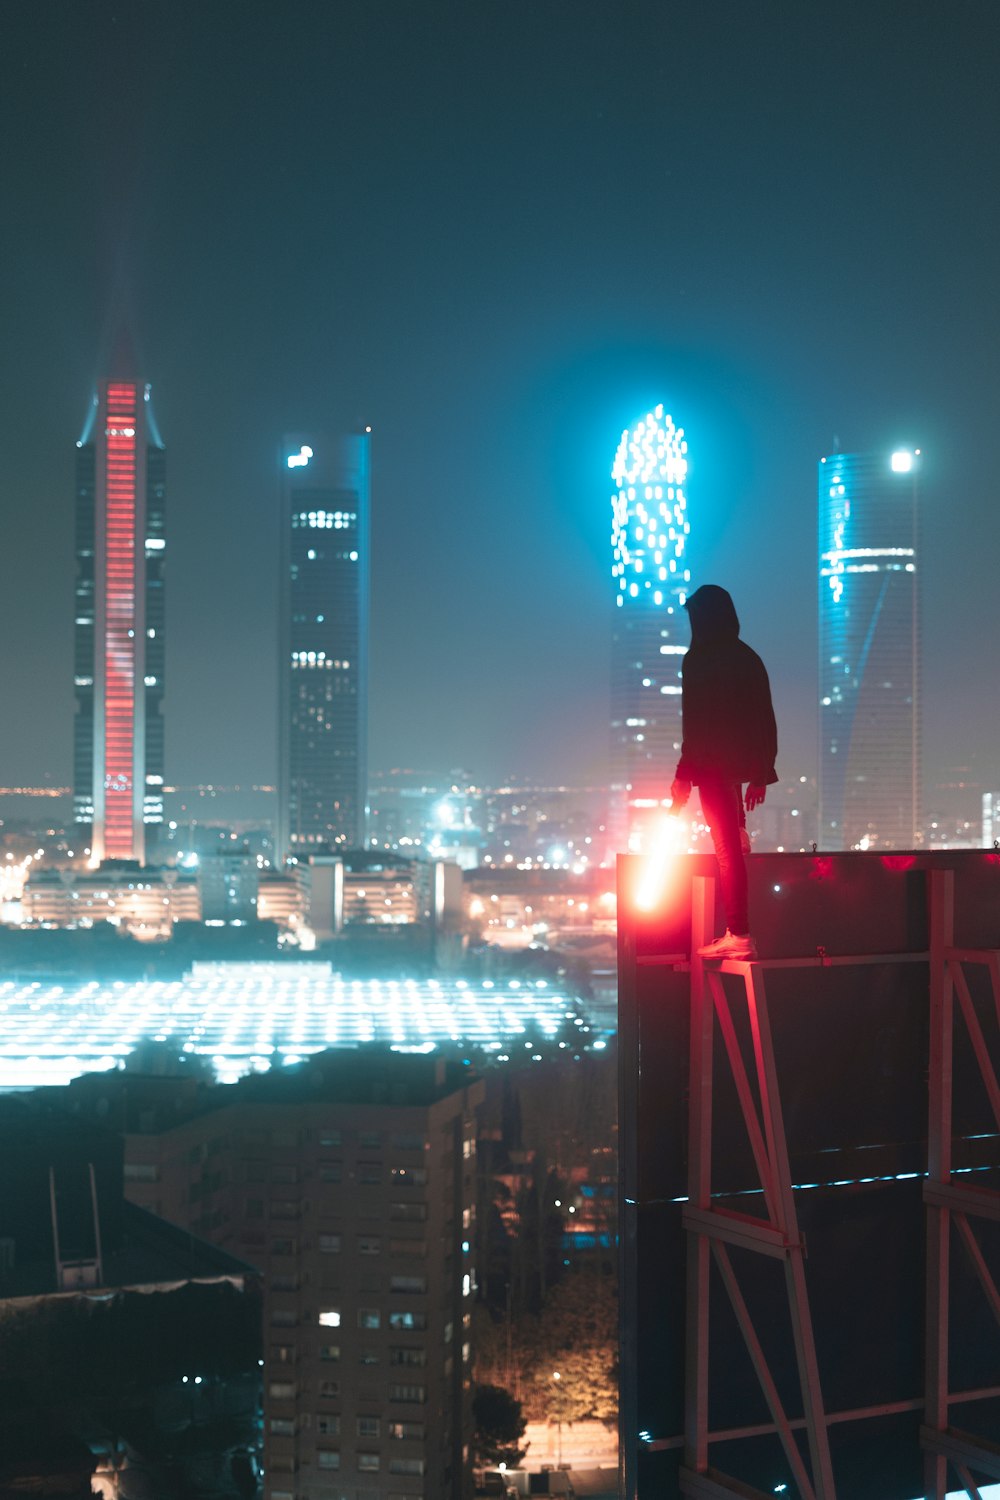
[698,778,749,935]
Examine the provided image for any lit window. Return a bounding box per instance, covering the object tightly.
[389,1311,426,1331]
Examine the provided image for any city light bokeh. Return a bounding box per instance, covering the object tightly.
[0,962,597,1089]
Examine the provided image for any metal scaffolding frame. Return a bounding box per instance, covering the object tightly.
[923,867,1000,1498]
[672,869,1000,1500]
[680,874,839,1499]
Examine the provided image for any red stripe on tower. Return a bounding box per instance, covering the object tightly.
[102,382,137,859]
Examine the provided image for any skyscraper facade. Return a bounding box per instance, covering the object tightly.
[818,448,920,849]
[609,405,691,853]
[74,378,166,865]
[278,433,370,863]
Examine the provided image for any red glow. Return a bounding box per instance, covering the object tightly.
[985,853,1000,867]
[634,812,687,912]
[103,382,137,859]
[809,856,835,882]
[881,854,917,872]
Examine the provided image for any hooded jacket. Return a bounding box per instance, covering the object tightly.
[674,584,778,787]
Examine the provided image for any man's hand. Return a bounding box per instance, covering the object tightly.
[745,784,767,812]
[670,778,691,812]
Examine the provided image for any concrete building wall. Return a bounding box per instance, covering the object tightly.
[121,1068,483,1500]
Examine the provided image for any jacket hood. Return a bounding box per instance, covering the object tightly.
[685,584,740,644]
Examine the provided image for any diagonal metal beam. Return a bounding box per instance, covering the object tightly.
[988,952,1000,1034]
[953,1463,983,1500]
[950,959,1000,1134]
[711,1240,817,1500]
[679,1467,776,1499]
[708,970,780,1220]
[954,1212,1000,1335]
[743,967,786,1207]
[745,967,837,1499]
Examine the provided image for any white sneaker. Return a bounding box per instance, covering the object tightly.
[697,929,758,961]
[739,828,752,855]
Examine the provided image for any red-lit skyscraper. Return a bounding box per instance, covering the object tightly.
[74,378,166,864]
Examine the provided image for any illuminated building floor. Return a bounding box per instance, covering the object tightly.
[0,961,602,1088]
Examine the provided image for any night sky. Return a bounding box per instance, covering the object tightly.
[2,1,998,806]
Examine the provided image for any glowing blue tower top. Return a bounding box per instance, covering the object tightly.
[611,404,690,610]
[609,405,692,854]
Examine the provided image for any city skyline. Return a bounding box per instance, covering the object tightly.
[1,3,998,806]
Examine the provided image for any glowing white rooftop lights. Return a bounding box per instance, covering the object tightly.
[287,445,314,469]
[0,963,595,1089]
[611,405,690,605]
[891,450,914,473]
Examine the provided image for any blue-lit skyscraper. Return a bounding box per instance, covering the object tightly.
[818,448,920,849]
[278,433,371,863]
[609,405,692,853]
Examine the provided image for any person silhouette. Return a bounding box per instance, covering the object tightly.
[669,584,778,960]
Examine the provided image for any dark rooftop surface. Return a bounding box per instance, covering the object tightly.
[0,1199,255,1302]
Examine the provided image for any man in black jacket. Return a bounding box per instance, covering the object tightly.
[669,584,778,960]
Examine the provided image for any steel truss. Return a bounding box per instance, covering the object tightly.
[924,868,1000,1499]
[681,874,837,1500]
[678,870,1000,1500]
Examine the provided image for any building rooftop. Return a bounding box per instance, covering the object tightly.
[0,1198,255,1302]
[52,1049,485,1140]
[0,961,593,1088]
[0,1095,255,1302]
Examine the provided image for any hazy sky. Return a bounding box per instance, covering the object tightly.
[1,0,997,801]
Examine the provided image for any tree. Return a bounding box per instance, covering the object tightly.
[537,1346,617,1424]
[520,1270,618,1423]
[471,1383,528,1468]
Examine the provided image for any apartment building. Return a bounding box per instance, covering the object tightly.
[80,1054,484,1500]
